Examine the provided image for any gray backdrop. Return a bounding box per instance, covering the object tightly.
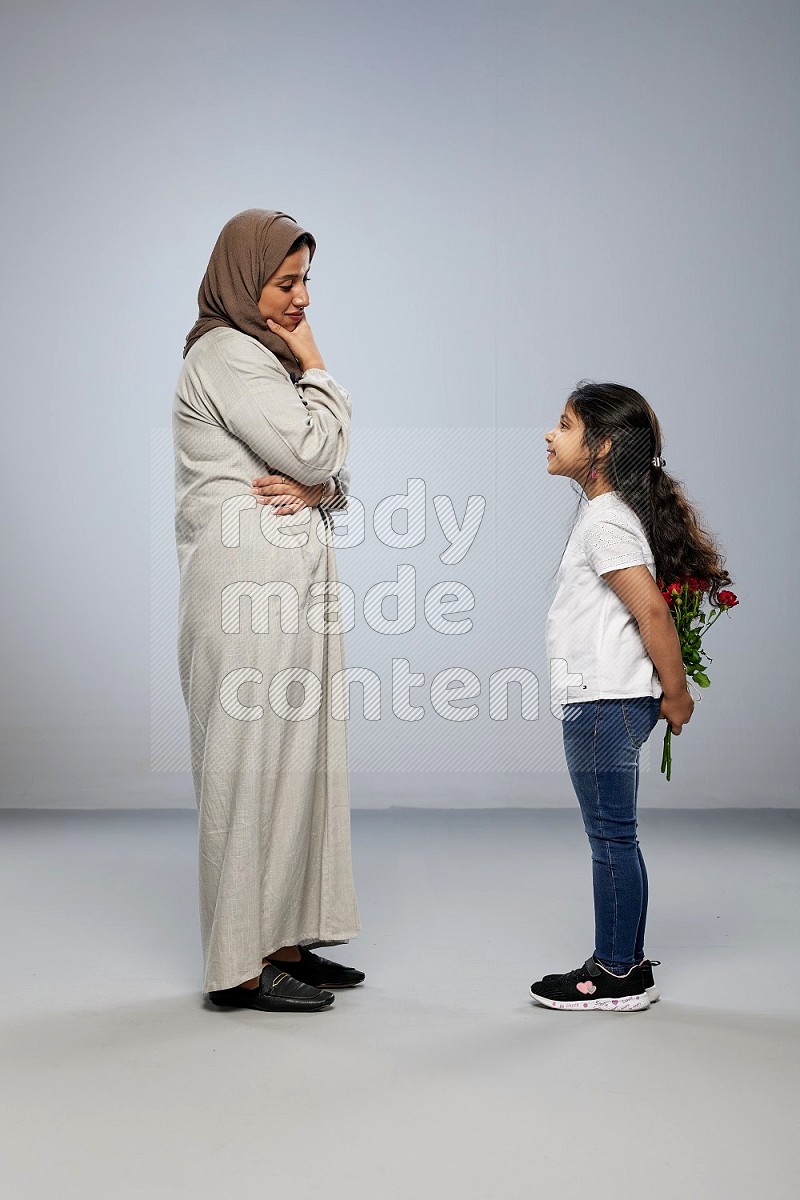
[1,0,797,808]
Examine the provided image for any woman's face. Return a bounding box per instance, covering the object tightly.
[257,246,312,331]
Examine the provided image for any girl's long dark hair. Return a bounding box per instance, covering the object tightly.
[568,381,731,602]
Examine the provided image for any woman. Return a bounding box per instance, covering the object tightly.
[173,209,363,1013]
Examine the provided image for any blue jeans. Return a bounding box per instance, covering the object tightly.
[562,697,662,974]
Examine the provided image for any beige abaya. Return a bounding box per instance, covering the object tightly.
[173,325,359,992]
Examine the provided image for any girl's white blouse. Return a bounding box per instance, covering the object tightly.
[546,491,662,709]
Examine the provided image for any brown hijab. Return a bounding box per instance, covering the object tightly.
[183,208,316,378]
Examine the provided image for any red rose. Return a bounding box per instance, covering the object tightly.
[666,582,682,597]
[697,578,710,592]
[661,589,674,606]
[717,590,739,608]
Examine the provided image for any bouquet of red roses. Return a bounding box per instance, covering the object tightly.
[658,578,739,780]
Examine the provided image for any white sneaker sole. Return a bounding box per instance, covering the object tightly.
[646,985,660,1003]
[530,990,651,1012]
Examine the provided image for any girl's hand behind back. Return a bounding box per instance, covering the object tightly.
[659,690,694,735]
[602,564,695,736]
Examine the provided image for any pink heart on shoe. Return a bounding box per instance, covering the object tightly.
[576,981,596,995]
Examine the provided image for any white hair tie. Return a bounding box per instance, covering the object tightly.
[651,455,666,468]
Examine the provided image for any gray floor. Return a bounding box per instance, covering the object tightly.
[1,808,798,1200]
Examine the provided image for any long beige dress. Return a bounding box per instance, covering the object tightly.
[172,326,360,993]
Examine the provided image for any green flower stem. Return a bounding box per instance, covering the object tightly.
[661,726,672,781]
[704,607,727,632]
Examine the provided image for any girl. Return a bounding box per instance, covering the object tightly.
[530,382,731,1012]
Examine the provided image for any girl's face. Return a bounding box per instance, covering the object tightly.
[257,246,312,331]
[545,401,593,483]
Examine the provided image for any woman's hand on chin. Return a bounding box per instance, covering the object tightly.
[250,472,324,515]
[265,316,326,374]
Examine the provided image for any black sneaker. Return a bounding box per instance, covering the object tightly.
[537,957,661,1002]
[639,958,661,1003]
[530,957,650,1011]
[268,945,366,989]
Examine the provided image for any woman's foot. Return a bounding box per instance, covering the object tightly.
[529,957,650,1011]
[267,945,365,989]
[263,945,301,964]
[208,964,335,1012]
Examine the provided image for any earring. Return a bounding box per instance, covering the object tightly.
[590,468,597,481]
